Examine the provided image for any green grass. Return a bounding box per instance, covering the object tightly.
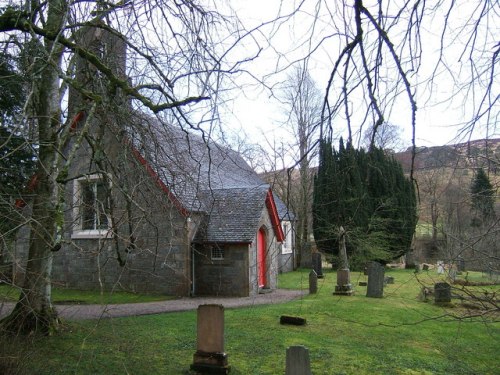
[1,269,498,374]
[0,284,172,304]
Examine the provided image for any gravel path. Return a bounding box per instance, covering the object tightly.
[0,289,306,320]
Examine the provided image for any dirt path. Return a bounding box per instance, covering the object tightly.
[0,289,306,320]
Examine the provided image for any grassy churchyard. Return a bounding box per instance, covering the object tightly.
[1,268,498,374]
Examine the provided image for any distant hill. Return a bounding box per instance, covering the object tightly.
[393,138,500,173]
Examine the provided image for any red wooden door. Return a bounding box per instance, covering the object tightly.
[257,228,266,288]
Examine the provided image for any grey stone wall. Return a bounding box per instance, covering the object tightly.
[279,252,294,273]
[13,118,195,296]
[193,243,249,297]
[57,124,193,295]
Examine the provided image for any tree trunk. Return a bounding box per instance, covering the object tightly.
[0,0,66,335]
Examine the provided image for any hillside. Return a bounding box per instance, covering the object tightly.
[393,138,500,173]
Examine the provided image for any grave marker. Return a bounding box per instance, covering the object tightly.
[191,304,230,374]
[333,226,354,295]
[285,346,312,375]
[311,252,324,278]
[366,261,385,298]
[309,270,318,294]
[457,256,465,273]
[434,282,451,303]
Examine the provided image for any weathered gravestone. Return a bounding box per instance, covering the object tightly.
[191,304,230,374]
[333,226,354,295]
[437,261,445,274]
[366,261,385,298]
[309,270,318,294]
[385,276,395,284]
[448,265,457,282]
[285,346,312,375]
[434,282,451,303]
[311,252,324,278]
[457,256,465,273]
[414,263,421,273]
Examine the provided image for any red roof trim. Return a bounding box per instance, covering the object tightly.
[265,189,285,242]
[129,143,190,218]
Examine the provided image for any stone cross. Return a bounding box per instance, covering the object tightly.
[338,226,349,269]
[333,226,354,295]
[191,304,230,374]
[285,346,312,375]
[366,261,385,298]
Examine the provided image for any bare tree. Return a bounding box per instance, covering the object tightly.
[0,0,257,334]
[362,122,404,151]
[279,67,321,266]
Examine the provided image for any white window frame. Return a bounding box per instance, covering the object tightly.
[211,246,225,261]
[72,174,111,239]
[281,221,293,254]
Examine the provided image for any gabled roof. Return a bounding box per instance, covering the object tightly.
[194,187,285,244]
[127,113,264,213]
[194,187,268,243]
[126,113,286,243]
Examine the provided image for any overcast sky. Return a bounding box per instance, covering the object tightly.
[219,0,499,156]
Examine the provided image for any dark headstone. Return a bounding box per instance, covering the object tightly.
[309,270,318,294]
[358,281,367,286]
[285,346,312,375]
[366,261,385,298]
[422,264,429,271]
[280,316,307,326]
[191,304,230,374]
[434,282,451,303]
[311,252,323,278]
[385,276,394,284]
[457,256,465,272]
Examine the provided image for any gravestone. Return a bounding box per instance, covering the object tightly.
[385,276,394,284]
[457,256,465,272]
[311,252,324,278]
[191,304,230,374]
[334,269,354,295]
[448,265,457,282]
[437,261,445,274]
[309,270,318,294]
[422,264,429,271]
[285,346,312,375]
[434,282,451,303]
[366,261,385,298]
[333,226,354,295]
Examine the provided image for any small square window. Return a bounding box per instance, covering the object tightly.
[211,246,224,260]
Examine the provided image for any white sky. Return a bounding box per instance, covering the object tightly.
[219,0,499,158]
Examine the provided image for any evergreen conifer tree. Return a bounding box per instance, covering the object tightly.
[313,139,417,268]
[0,52,36,256]
[470,168,496,226]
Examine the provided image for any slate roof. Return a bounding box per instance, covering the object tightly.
[274,196,296,222]
[126,113,289,243]
[127,113,266,213]
[194,187,269,243]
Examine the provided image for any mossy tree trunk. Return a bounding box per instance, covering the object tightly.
[0,0,67,335]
